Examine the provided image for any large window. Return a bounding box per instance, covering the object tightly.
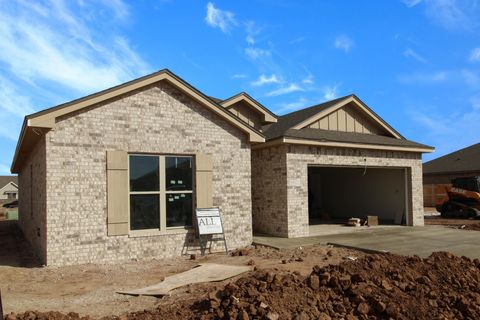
[129,154,193,231]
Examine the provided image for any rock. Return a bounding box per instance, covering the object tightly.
[357,302,370,315]
[6,313,17,320]
[240,309,249,320]
[266,311,280,320]
[373,299,386,313]
[190,254,196,260]
[309,275,320,290]
[351,273,365,283]
[381,279,392,290]
[385,303,399,317]
[318,313,331,320]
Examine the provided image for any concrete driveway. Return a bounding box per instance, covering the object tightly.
[253,226,480,259]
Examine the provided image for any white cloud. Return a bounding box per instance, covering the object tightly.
[334,35,354,52]
[267,83,304,97]
[398,71,448,84]
[290,36,307,45]
[404,48,427,63]
[244,47,271,59]
[231,73,247,79]
[276,97,308,114]
[411,105,480,159]
[244,20,261,45]
[0,1,149,95]
[424,0,478,31]
[302,74,314,85]
[205,2,237,33]
[402,0,423,7]
[323,85,339,100]
[470,95,480,110]
[462,69,480,86]
[469,48,480,62]
[251,74,280,86]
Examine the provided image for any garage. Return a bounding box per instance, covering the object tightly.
[308,166,408,225]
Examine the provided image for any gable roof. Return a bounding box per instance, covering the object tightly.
[423,143,480,175]
[260,94,433,153]
[264,94,403,139]
[0,176,18,189]
[11,69,265,173]
[221,92,277,123]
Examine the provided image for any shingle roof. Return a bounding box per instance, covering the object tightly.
[262,95,350,139]
[282,128,432,149]
[423,143,480,175]
[0,176,18,188]
[259,94,433,151]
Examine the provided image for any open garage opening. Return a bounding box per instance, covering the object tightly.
[308,166,408,226]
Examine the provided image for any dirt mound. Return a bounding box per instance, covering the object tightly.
[459,223,480,231]
[5,252,480,320]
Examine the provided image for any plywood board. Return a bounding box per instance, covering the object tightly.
[117,263,251,296]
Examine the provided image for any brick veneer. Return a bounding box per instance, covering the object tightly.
[252,144,424,238]
[25,82,252,266]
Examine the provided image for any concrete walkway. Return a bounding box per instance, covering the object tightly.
[253,226,480,259]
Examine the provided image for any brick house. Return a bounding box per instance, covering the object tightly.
[11,70,433,266]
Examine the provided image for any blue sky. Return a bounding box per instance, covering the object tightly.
[1,0,480,174]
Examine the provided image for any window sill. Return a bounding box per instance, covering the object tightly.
[128,227,194,238]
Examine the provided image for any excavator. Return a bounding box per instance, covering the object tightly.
[436,176,480,218]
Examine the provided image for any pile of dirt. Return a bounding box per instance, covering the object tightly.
[5,252,480,320]
[458,223,480,231]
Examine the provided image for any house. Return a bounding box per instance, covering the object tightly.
[423,143,480,207]
[11,69,433,266]
[0,176,18,201]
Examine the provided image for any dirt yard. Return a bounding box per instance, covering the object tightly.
[0,245,361,319]
[4,250,480,320]
[425,215,480,230]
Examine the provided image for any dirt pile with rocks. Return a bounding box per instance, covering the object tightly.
[200,252,480,320]
[5,252,480,320]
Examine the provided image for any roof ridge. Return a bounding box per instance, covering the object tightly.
[279,94,353,118]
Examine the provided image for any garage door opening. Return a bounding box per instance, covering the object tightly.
[308,166,407,226]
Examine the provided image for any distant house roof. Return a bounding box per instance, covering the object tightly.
[0,176,18,188]
[423,143,480,175]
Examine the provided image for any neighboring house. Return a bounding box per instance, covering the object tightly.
[423,143,480,207]
[11,69,433,266]
[0,176,18,201]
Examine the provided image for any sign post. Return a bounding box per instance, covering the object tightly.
[195,207,228,255]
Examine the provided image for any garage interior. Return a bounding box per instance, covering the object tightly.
[308,166,408,226]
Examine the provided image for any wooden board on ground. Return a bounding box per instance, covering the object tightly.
[117,263,251,296]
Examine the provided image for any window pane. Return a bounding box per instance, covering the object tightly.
[130,194,160,230]
[166,193,192,227]
[166,156,192,191]
[129,156,159,191]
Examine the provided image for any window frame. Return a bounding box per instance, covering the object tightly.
[128,153,195,236]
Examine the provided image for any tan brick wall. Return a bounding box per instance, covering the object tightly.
[43,82,252,266]
[17,136,47,264]
[252,144,424,238]
[251,145,288,236]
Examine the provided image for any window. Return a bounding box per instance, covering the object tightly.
[128,154,194,231]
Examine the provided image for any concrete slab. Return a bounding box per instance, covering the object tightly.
[253,226,480,259]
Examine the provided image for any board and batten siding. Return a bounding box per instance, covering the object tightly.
[307,105,386,135]
[226,101,263,130]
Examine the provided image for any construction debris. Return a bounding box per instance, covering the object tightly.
[117,264,251,296]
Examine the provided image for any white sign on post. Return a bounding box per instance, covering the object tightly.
[196,207,223,235]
